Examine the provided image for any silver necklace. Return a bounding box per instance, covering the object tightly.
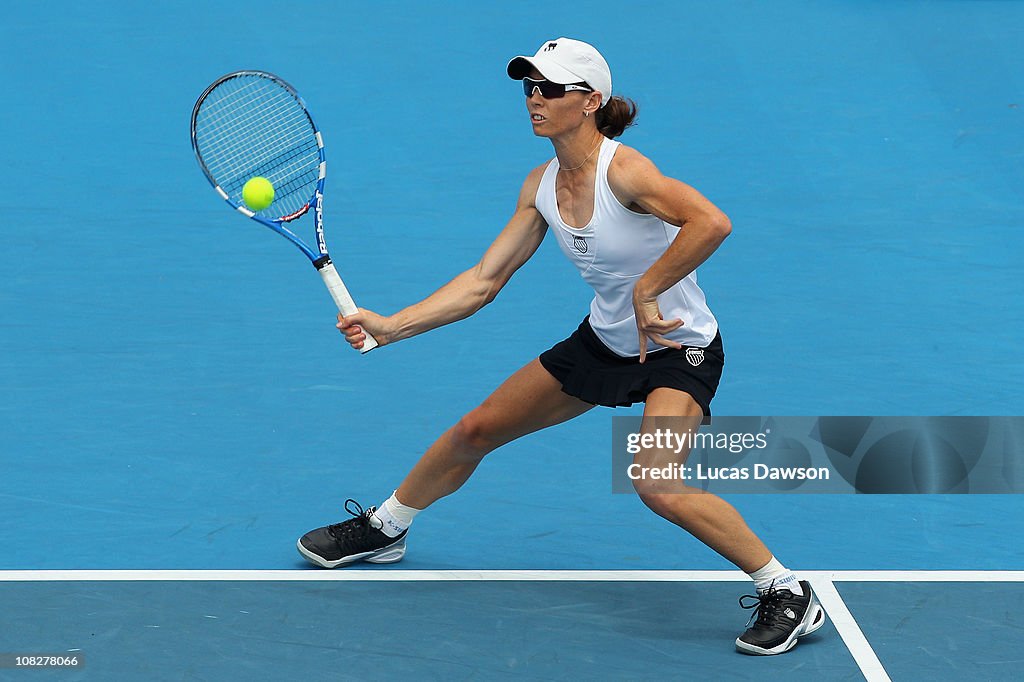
[558,139,603,172]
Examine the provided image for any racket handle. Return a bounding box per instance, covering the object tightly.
[315,259,379,353]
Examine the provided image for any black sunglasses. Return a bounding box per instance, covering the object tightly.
[523,77,593,99]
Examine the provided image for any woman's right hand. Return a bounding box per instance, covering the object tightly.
[336,309,396,351]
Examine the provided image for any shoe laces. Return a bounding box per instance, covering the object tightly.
[326,499,378,543]
[738,580,795,629]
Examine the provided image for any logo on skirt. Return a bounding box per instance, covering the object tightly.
[686,348,704,366]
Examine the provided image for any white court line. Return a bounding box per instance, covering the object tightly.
[4,569,1015,681]
[0,569,1021,581]
[0,569,744,582]
[809,578,892,682]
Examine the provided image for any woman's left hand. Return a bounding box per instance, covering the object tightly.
[633,290,684,363]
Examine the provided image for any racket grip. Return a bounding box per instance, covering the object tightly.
[316,259,379,353]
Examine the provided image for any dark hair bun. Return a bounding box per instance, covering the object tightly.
[595,96,638,138]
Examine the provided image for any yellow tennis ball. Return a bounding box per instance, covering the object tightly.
[242,176,274,211]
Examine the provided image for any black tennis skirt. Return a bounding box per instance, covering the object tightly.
[539,316,724,416]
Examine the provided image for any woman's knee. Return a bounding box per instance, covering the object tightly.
[633,483,671,516]
[633,482,705,524]
[450,406,505,455]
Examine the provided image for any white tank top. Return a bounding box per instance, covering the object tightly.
[535,138,718,357]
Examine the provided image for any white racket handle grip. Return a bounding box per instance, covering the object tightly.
[317,261,378,353]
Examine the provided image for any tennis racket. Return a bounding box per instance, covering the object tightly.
[190,70,377,353]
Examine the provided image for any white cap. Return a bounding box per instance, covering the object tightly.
[507,37,612,107]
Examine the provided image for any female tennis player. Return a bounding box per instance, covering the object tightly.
[298,38,824,655]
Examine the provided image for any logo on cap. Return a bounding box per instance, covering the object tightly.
[544,42,558,51]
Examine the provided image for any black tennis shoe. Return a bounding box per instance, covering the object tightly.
[297,499,408,568]
[735,580,825,655]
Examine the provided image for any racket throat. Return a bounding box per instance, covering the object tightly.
[314,189,328,256]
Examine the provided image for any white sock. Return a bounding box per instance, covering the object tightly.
[748,556,803,596]
[372,492,421,538]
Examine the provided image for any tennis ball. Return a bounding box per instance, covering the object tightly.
[242,176,274,211]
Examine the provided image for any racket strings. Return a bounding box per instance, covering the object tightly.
[193,74,322,219]
[198,80,317,212]
[198,77,299,159]
[220,139,319,205]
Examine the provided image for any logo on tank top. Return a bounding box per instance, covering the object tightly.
[572,235,589,254]
[686,348,704,367]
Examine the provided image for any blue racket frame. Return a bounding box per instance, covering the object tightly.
[190,70,328,264]
[190,70,378,352]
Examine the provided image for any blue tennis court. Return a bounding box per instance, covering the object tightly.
[2,1,1022,679]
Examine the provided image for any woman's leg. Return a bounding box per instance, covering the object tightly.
[631,387,772,573]
[395,359,594,509]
